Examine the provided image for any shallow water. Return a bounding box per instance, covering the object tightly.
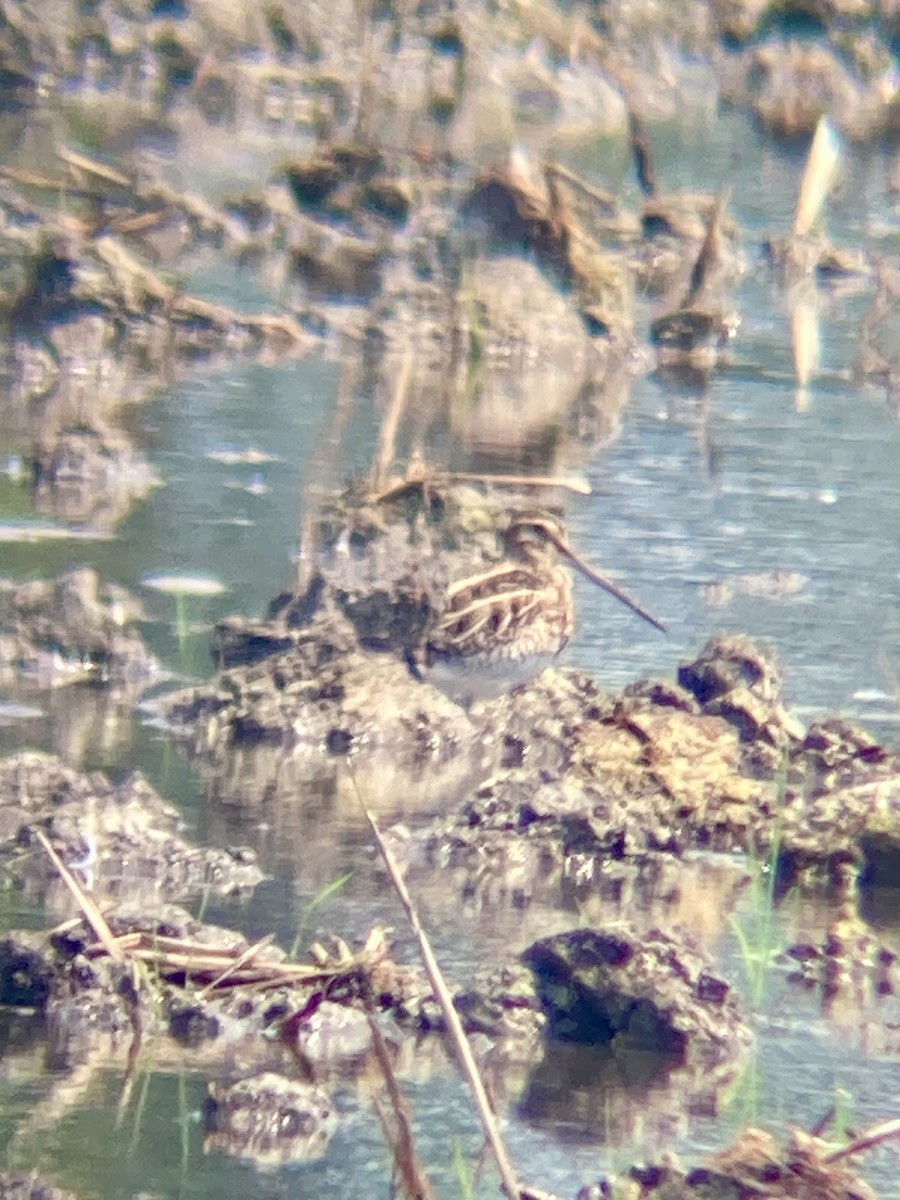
[0,96,899,1197]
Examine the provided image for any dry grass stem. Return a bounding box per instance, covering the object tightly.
[35,830,123,961]
[195,932,278,1000]
[545,161,621,213]
[43,897,384,996]
[366,1006,438,1200]
[372,470,591,504]
[371,349,414,492]
[824,1115,900,1163]
[442,471,592,496]
[297,353,360,592]
[794,115,841,237]
[58,146,132,188]
[360,802,522,1200]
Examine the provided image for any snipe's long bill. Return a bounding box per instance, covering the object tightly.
[424,514,666,705]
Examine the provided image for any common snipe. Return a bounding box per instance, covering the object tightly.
[424,513,665,703]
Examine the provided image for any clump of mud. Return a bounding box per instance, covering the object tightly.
[0,752,263,907]
[0,567,156,689]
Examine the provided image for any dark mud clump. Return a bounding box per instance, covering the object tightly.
[204,1072,338,1166]
[0,752,263,907]
[0,1175,79,1200]
[0,567,156,689]
[585,1125,880,1200]
[523,924,749,1066]
[394,632,900,913]
[30,422,162,532]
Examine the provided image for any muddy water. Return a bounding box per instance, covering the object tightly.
[1,106,899,1197]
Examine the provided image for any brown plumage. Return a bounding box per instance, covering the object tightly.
[425,514,665,703]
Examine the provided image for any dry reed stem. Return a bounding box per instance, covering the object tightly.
[682,188,730,308]
[366,1006,437,1200]
[84,932,144,954]
[442,471,592,496]
[68,924,379,995]
[296,352,360,592]
[545,161,621,215]
[59,146,132,188]
[0,164,110,198]
[360,802,522,1200]
[794,116,840,238]
[372,470,591,504]
[35,830,123,961]
[370,349,414,493]
[824,1115,900,1163]
[195,932,278,1000]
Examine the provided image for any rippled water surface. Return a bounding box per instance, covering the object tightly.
[1,100,899,1197]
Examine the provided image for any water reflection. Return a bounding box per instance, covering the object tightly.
[0,683,138,768]
[519,1042,703,1147]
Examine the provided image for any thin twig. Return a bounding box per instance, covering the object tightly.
[360,801,522,1200]
[442,471,592,496]
[195,933,278,1001]
[823,1116,900,1164]
[809,1104,835,1139]
[370,349,414,492]
[59,146,132,188]
[296,351,359,592]
[545,161,621,213]
[366,1004,437,1200]
[372,470,591,504]
[35,829,122,961]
